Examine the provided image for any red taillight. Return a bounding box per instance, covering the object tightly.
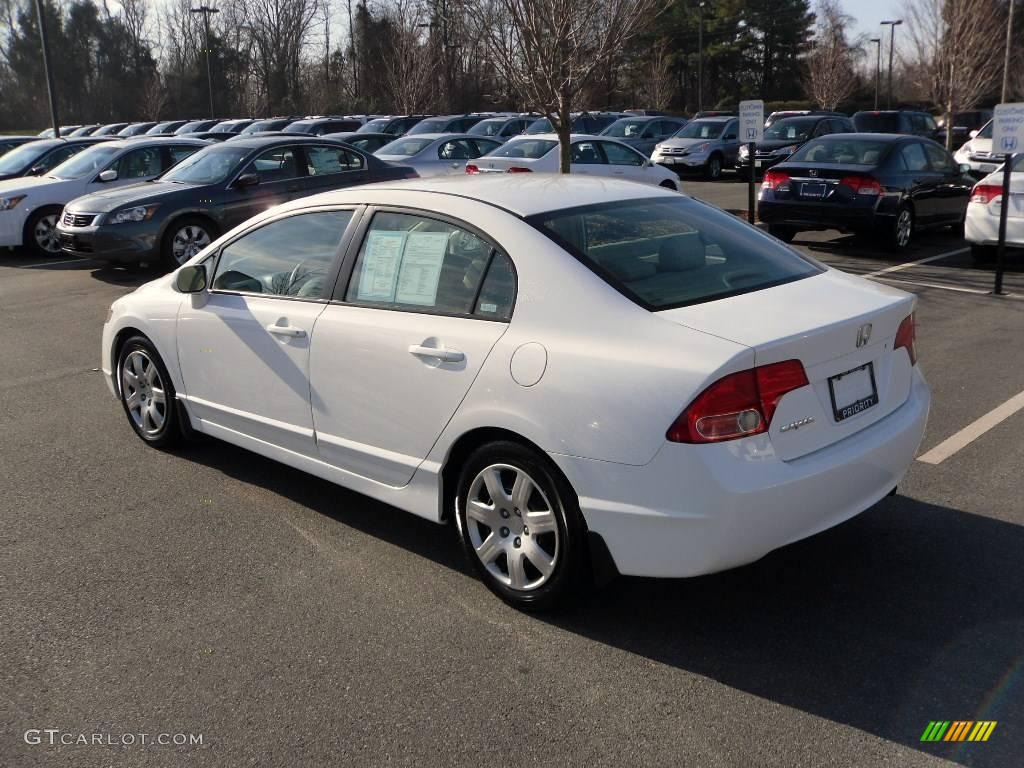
[894,313,917,365]
[971,183,1002,204]
[840,175,882,196]
[666,360,809,444]
[465,164,479,174]
[761,169,791,191]
[506,166,532,173]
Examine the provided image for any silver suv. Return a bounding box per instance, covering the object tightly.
[650,116,740,180]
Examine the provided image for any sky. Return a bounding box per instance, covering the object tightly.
[840,0,907,46]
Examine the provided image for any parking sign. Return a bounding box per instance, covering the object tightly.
[992,103,1024,155]
[739,100,764,144]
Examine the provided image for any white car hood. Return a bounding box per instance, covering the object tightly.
[0,174,82,202]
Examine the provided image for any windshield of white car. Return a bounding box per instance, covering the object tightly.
[377,138,434,156]
[49,145,121,179]
[491,139,557,159]
[763,118,817,142]
[528,197,821,310]
[674,121,726,139]
[789,138,891,165]
[978,121,993,139]
[0,142,50,174]
[160,147,249,184]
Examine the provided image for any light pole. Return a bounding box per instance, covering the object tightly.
[698,1,706,113]
[33,0,60,138]
[870,37,881,110]
[880,20,902,110]
[190,5,219,118]
[1002,0,1016,102]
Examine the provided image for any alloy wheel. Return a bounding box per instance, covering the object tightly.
[171,225,211,264]
[120,350,167,437]
[33,213,61,253]
[896,209,913,248]
[464,463,560,591]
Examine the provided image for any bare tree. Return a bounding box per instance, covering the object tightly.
[641,38,674,111]
[903,0,1005,149]
[804,0,862,110]
[141,72,169,119]
[240,0,322,114]
[378,0,436,112]
[471,0,665,172]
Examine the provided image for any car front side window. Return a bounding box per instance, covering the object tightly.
[117,147,162,179]
[211,210,353,297]
[343,211,512,319]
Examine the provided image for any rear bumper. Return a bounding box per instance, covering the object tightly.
[964,203,1024,246]
[57,222,160,264]
[551,369,930,578]
[758,198,886,232]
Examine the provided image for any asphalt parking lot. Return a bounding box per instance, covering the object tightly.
[1,180,1022,767]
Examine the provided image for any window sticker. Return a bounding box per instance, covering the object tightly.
[356,231,407,301]
[395,231,449,305]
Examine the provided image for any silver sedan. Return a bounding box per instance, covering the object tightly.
[375,133,502,177]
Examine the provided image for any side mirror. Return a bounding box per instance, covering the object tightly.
[174,264,207,293]
[234,172,259,189]
[98,168,118,182]
[959,163,972,175]
[968,129,979,139]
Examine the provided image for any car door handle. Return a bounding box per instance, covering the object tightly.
[408,344,464,363]
[266,323,306,338]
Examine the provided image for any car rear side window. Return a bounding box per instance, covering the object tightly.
[212,210,353,297]
[900,143,930,172]
[528,197,821,310]
[923,142,955,173]
[343,211,512,319]
[493,139,557,159]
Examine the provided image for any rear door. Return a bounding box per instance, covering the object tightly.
[922,141,972,223]
[309,209,514,486]
[898,141,941,225]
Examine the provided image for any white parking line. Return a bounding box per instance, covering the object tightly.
[22,258,88,268]
[917,389,1024,464]
[862,248,969,278]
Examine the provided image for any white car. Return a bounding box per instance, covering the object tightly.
[467,133,682,190]
[375,133,502,177]
[964,154,1024,263]
[101,176,929,610]
[0,137,207,256]
[954,120,1001,177]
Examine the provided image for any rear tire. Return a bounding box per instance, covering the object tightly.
[455,441,588,612]
[886,205,914,251]
[971,243,996,264]
[116,336,182,449]
[24,206,64,258]
[767,224,796,243]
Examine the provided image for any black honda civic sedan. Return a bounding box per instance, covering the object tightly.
[757,133,974,250]
[57,136,416,269]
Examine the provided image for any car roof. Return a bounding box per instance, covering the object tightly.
[384,132,491,143]
[220,135,356,150]
[104,136,211,148]
[275,175,674,218]
[689,116,734,123]
[811,132,910,143]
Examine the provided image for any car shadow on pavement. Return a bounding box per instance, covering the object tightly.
[555,495,1023,768]
[89,265,158,287]
[182,441,1020,767]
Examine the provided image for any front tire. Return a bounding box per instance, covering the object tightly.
[455,441,587,611]
[24,206,64,257]
[161,216,216,270]
[117,336,181,448]
[705,154,723,180]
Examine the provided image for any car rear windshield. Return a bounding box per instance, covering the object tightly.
[492,139,557,159]
[407,119,449,134]
[359,119,390,133]
[853,113,900,132]
[789,138,892,165]
[527,197,821,310]
[674,120,725,139]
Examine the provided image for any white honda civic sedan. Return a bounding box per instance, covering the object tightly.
[102,176,929,610]
[964,154,1024,263]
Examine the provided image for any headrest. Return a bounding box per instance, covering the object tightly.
[658,233,705,272]
[602,258,657,282]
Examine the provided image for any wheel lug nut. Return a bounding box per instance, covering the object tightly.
[523,526,529,536]
[500,509,509,518]
[500,527,510,537]
[513,537,521,548]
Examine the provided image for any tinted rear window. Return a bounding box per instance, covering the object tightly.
[790,138,892,165]
[527,198,821,310]
[853,113,900,132]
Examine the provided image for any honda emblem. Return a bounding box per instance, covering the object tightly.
[856,323,872,348]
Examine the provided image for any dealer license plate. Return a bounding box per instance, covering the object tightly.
[800,182,826,198]
[828,363,878,421]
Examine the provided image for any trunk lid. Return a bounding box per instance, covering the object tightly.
[658,270,916,460]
